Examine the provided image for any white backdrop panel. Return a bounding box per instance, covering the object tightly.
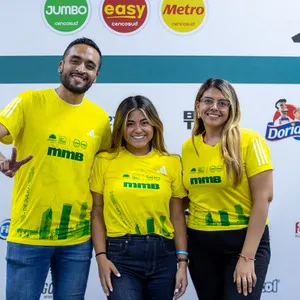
[1,83,299,298]
[0,0,300,56]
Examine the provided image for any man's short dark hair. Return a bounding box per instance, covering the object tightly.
[62,37,102,70]
[275,98,287,109]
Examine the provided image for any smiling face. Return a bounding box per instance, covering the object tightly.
[58,44,100,94]
[196,87,230,131]
[278,102,288,117]
[124,109,154,156]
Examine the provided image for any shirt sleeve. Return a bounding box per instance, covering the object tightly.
[170,155,188,199]
[0,134,13,144]
[0,91,28,142]
[90,154,107,194]
[244,132,273,178]
[99,117,112,152]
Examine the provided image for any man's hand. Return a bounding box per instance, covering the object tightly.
[0,147,33,178]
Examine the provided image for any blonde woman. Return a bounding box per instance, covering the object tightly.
[90,96,188,300]
[182,79,273,300]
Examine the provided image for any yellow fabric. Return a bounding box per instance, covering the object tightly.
[90,147,187,238]
[0,134,13,144]
[182,128,273,231]
[0,89,111,245]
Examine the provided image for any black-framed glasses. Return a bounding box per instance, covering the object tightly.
[199,98,231,111]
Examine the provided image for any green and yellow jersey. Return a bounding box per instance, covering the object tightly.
[0,89,111,245]
[182,128,273,231]
[90,147,187,238]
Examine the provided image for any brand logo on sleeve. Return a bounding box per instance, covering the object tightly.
[265,98,300,141]
[101,0,149,34]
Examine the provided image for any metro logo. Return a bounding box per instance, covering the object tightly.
[104,4,146,19]
[101,0,149,34]
[160,0,206,34]
[163,5,204,15]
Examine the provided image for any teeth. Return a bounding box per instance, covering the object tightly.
[208,114,219,117]
[132,136,145,139]
[72,75,85,81]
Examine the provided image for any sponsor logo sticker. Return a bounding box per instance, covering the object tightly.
[100,0,149,34]
[265,98,300,141]
[160,0,207,34]
[42,0,90,34]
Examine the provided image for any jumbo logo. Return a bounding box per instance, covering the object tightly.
[101,0,149,34]
[160,0,206,34]
[43,0,90,34]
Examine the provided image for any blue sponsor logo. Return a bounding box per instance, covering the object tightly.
[265,121,300,141]
[265,99,300,141]
[0,219,10,240]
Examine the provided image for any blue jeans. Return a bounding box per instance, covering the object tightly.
[106,234,177,300]
[6,240,92,300]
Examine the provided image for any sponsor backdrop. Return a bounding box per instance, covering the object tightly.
[0,0,299,298]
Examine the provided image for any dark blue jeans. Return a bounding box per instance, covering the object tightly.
[187,226,270,300]
[106,234,177,300]
[6,240,92,300]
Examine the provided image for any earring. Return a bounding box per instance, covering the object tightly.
[197,112,200,119]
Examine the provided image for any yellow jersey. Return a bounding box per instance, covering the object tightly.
[0,89,111,245]
[182,128,273,231]
[90,147,187,238]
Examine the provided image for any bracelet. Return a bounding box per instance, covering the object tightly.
[238,253,256,262]
[177,258,189,264]
[176,250,188,256]
[95,252,107,257]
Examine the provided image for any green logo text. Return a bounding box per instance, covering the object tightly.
[190,176,222,185]
[47,147,84,161]
[123,182,160,189]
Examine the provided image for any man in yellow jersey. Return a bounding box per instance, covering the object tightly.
[0,37,111,300]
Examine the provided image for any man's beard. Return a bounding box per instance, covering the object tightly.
[60,72,93,94]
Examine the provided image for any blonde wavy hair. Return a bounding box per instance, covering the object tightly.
[192,78,242,186]
[110,95,169,155]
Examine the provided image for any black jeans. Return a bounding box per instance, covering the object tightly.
[187,226,270,300]
[106,234,177,300]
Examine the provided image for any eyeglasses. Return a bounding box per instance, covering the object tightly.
[199,98,231,111]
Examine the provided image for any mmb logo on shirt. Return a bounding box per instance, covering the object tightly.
[123,182,160,189]
[42,0,91,34]
[0,219,10,240]
[47,147,84,162]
